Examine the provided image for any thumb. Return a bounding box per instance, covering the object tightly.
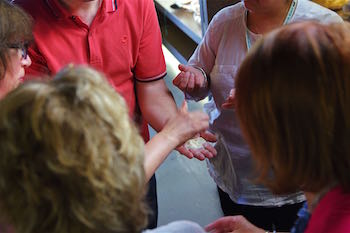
[180,100,188,114]
[178,64,190,72]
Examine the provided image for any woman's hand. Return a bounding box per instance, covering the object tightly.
[173,64,208,95]
[161,100,209,148]
[162,101,217,160]
[205,216,265,233]
[221,89,235,109]
[144,101,213,180]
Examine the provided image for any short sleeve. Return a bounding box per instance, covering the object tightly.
[134,0,166,82]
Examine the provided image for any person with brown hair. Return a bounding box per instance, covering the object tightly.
[0,65,209,233]
[172,0,343,231]
[0,0,32,98]
[206,21,350,233]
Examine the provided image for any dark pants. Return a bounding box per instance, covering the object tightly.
[218,186,304,232]
[145,174,158,229]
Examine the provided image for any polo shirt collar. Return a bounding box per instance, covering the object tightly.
[106,0,117,13]
[45,0,117,19]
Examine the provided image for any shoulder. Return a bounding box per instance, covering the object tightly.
[143,220,205,233]
[206,2,245,39]
[118,0,154,10]
[294,0,343,23]
[117,0,156,18]
[306,187,350,233]
[210,2,245,29]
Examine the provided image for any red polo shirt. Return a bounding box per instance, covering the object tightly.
[16,0,167,141]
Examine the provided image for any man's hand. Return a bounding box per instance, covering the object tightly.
[176,131,217,160]
[205,216,265,233]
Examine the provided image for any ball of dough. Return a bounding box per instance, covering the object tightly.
[185,137,207,150]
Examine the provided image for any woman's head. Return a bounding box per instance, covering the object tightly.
[235,22,350,194]
[0,66,147,233]
[0,0,32,97]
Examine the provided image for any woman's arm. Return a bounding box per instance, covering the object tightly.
[143,101,209,181]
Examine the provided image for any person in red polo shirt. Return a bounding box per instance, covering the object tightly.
[14,0,216,229]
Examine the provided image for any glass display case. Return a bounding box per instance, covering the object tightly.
[155,0,348,63]
[155,0,239,63]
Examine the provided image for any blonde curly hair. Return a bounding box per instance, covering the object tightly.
[0,66,147,233]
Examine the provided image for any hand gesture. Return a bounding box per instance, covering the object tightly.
[221,89,235,109]
[161,100,209,149]
[173,64,207,95]
[177,130,217,160]
[205,216,265,233]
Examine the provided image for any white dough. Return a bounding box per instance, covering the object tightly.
[185,137,206,150]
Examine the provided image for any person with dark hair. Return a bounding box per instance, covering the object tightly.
[172,0,342,231]
[206,21,350,233]
[0,0,32,98]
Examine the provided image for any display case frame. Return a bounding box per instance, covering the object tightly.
[155,0,239,63]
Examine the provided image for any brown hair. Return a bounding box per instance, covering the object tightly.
[0,66,147,233]
[0,0,32,79]
[235,22,350,194]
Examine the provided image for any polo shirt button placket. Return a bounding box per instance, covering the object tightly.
[88,32,101,68]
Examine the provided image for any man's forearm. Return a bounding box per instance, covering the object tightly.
[136,79,178,132]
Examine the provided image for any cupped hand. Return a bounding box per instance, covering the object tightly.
[177,130,217,160]
[205,216,265,233]
[173,64,207,94]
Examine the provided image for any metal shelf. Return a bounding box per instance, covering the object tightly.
[155,0,203,44]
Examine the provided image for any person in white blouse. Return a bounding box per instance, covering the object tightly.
[173,0,343,231]
[206,20,350,233]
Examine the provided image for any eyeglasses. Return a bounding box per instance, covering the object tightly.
[8,42,29,59]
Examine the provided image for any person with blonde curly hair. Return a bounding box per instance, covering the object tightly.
[0,66,209,233]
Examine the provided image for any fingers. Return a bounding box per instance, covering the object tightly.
[221,101,235,109]
[222,88,236,109]
[189,149,205,161]
[173,64,206,93]
[205,220,227,233]
[200,148,214,159]
[172,72,186,90]
[205,216,237,233]
[187,73,195,92]
[176,145,194,159]
[185,111,209,133]
[178,63,190,72]
[194,71,205,87]
[178,144,216,160]
[204,143,217,157]
[188,144,216,160]
[180,100,188,114]
[200,131,217,142]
